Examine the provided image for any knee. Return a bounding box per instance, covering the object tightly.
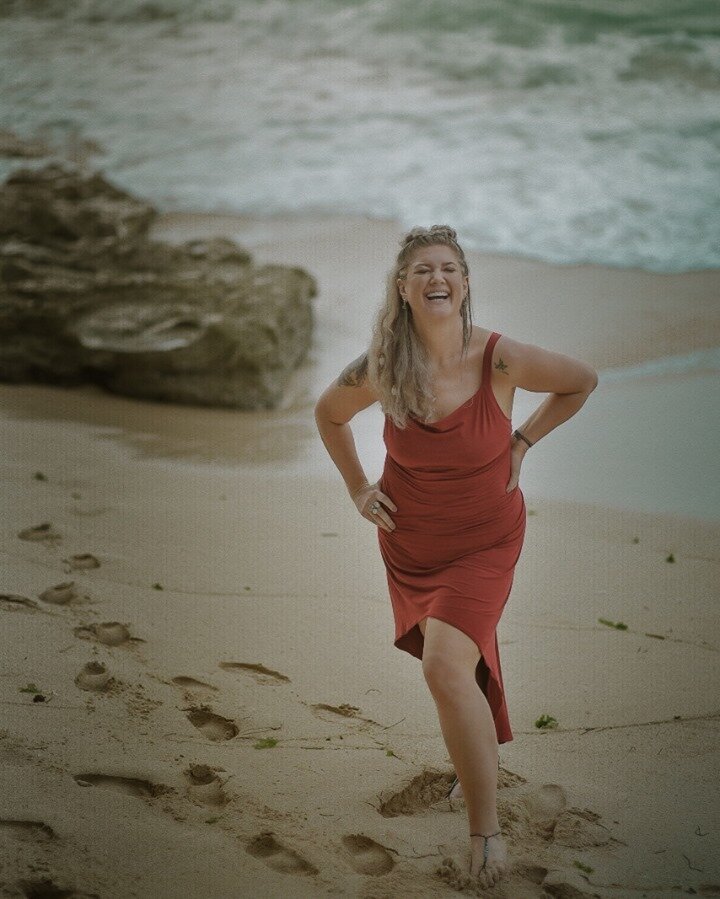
[422,653,478,699]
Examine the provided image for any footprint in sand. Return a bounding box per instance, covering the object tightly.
[0,593,39,613]
[499,766,528,789]
[74,661,113,692]
[309,703,380,728]
[312,702,360,719]
[74,772,171,801]
[184,764,229,808]
[477,782,570,851]
[185,706,239,742]
[14,877,99,899]
[524,783,567,818]
[378,769,459,817]
[171,676,219,695]
[538,875,606,897]
[552,806,613,849]
[340,834,395,876]
[74,622,143,647]
[17,522,62,542]
[218,661,290,685]
[63,553,101,570]
[39,581,78,605]
[173,674,217,693]
[245,831,318,876]
[0,819,56,842]
[447,764,528,801]
[516,782,569,842]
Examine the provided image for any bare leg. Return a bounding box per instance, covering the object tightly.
[448,754,499,799]
[419,616,508,889]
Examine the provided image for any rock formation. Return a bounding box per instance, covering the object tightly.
[0,163,317,409]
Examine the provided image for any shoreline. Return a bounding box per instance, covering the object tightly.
[3,376,720,523]
[155,208,720,275]
[153,210,720,373]
[7,207,717,522]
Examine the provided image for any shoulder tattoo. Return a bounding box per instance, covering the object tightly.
[337,353,369,388]
[494,356,509,375]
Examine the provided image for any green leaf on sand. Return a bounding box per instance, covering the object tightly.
[535,713,558,729]
[598,617,628,630]
[254,737,278,749]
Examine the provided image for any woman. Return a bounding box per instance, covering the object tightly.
[314,224,597,891]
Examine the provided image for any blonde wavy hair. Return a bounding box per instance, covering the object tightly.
[367,224,473,428]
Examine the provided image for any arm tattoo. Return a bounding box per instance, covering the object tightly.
[494,356,509,375]
[337,353,369,387]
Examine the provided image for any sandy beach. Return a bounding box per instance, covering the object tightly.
[2,212,719,898]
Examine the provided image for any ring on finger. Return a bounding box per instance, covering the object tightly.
[370,501,380,515]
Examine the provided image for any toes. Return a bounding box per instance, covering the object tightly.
[473,864,504,890]
[470,866,489,888]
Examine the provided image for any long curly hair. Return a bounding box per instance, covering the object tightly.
[367,224,473,428]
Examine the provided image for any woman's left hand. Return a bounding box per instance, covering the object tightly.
[506,435,529,492]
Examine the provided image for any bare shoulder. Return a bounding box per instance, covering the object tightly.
[467,325,493,367]
[473,325,520,375]
[491,334,598,393]
[336,352,370,388]
[315,350,380,424]
[491,333,523,375]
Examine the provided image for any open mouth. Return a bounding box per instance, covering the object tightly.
[425,291,449,302]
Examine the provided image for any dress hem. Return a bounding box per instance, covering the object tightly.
[394,614,514,745]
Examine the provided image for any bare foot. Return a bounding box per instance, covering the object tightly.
[469,832,507,890]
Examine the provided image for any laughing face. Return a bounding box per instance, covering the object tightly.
[397,243,468,320]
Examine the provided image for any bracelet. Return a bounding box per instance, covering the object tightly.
[513,429,533,448]
[350,480,370,500]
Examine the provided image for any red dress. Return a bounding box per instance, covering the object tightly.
[377,331,526,744]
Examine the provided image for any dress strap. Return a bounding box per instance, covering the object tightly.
[482,331,501,388]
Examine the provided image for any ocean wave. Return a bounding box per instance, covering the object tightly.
[1,0,718,271]
[4,0,719,38]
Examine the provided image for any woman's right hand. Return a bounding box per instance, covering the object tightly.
[352,482,397,532]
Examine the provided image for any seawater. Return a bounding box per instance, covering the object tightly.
[1,0,719,272]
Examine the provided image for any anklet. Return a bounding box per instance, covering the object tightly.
[469,830,501,871]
